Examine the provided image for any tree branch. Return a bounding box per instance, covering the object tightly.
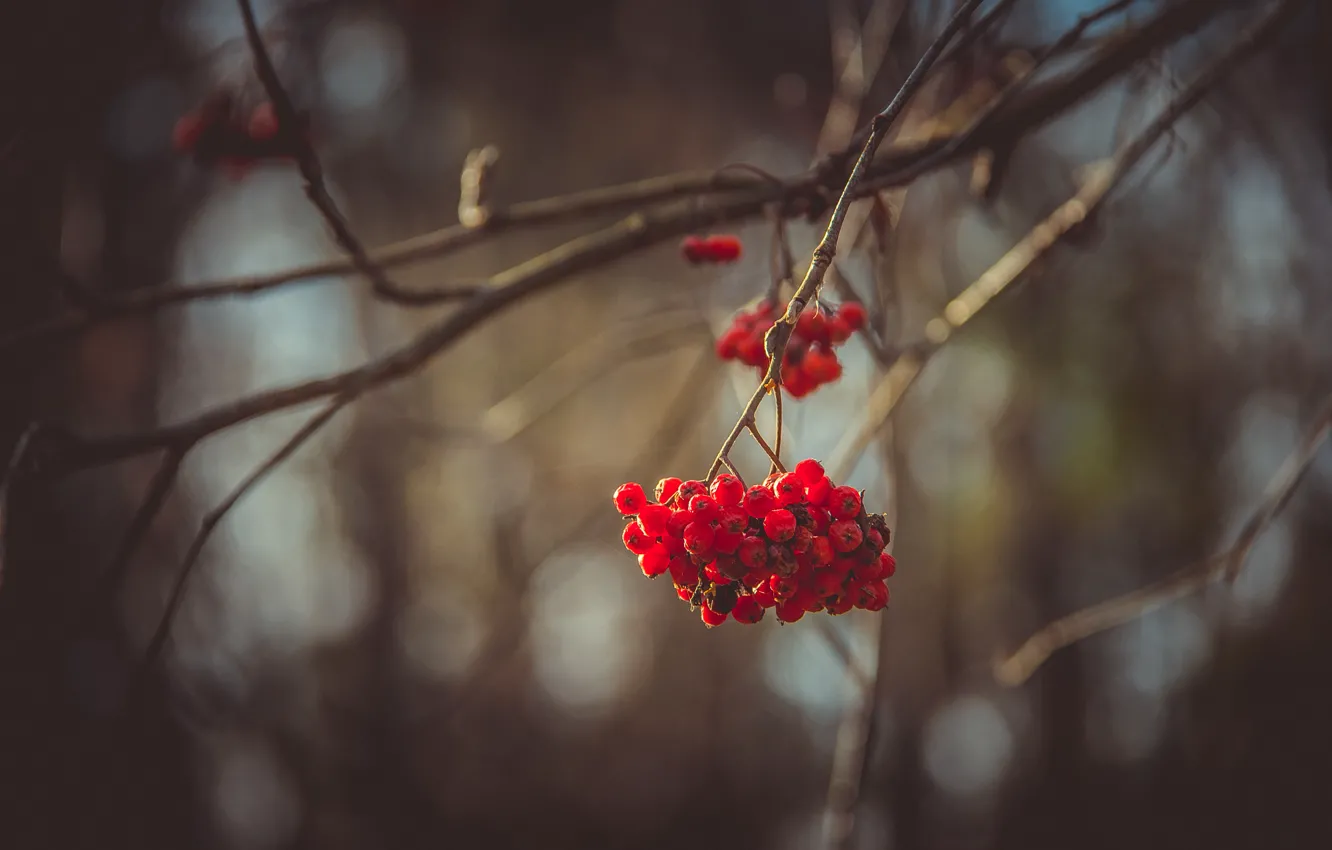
[995,391,1332,687]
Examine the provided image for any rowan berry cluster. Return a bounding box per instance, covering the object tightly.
[172,91,310,179]
[681,234,743,265]
[714,300,867,397]
[614,458,895,628]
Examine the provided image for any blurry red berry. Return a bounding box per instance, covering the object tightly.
[681,235,707,264]
[827,316,853,344]
[836,301,867,331]
[248,101,279,140]
[753,582,777,608]
[826,594,856,615]
[705,234,742,262]
[769,573,800,601]
[806,475,833,506]
[668,557,698,587]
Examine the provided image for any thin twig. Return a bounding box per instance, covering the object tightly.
[747,422,787,474]
[707,0,987,480]
[996,390,1332,686]
[236,0,418,305]
[826,0,1298,480]
[3,0,1235,367]
[133,395,350,680]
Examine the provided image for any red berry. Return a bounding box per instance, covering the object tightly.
[772,473,806,507]
[248,101,279,140]
[704,234,742,262]
[669,557,698,587]
[769,573,800,601]
[639,546,670,577]
[775,599,805,623]
[806,507,831,535]
[681,235,707,264]
[666,509,694,538]
[623,521,655,555]
[655,477,682,504]
[880,552,897,579]
[742,485,778,518]
[865,528,884,552]
[715,327,746,360]
[808,536,834,568]
[806,476,833,507]
[812,569,843,599]
[700,603,728,627]
[828,486,863,520]
[827,316,853,344]
[737,536,768,569]
[795,586,825,613]
[676,583,694,601]
[794,458,825,486]
[826,594,856,615]
[753,582,777,608]
[790,526,813,554]
[783,364,816,398]
[614,482,648,515]
[171,112,207,153]
[731,595,764,624]
[709,473,745,507]
[713,528,742,554]
[683,522,716,555]
[803,348,842,384]
[704,560,727,583]
[637,504,671,537]
[719,506,749,534]
[837,301,868,331]
[857,579,889,611]
[829,519,864,553]
[689,494,722,523]
[763,509,797,542]
[676,480,709,504]
[795,309,828,345]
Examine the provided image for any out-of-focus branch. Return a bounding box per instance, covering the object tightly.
[236,0,419,306]
[134,395,350,679]
[826,0,1300,481]
[996,391,1332,686]
[2,0,1239,357]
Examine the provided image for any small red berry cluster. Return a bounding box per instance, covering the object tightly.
[681,234,743,265]
[714,300,868,398]
[172,92,310,179]
[614,458,895,628]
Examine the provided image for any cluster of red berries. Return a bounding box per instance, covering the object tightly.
[681,234,743,265]
[614,458,895,628]
[715,300,867,398]
[172,91,310,179]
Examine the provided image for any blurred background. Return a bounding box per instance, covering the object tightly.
[3,0,1332,848]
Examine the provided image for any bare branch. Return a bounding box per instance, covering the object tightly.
[827,0,1300,481]
[708,0,988,480]
[134,395,350,679]
[996,392,1332,686]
